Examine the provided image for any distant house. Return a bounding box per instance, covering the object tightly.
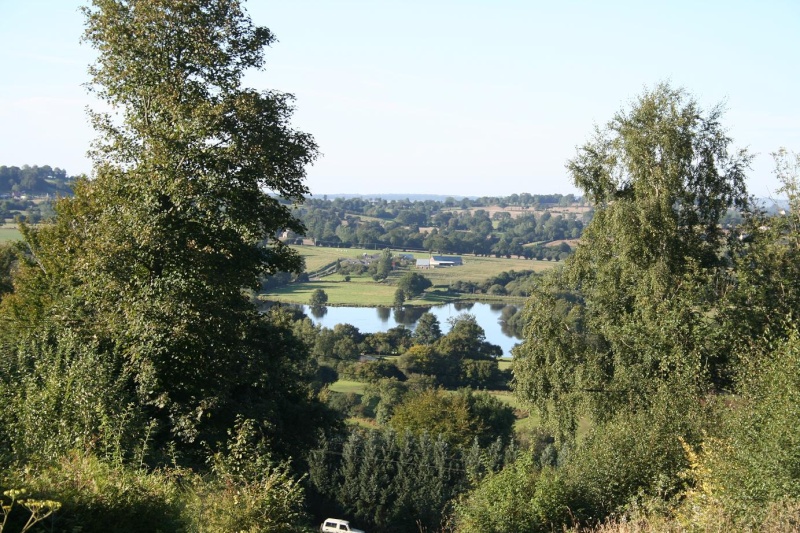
[417,255,462,269]
[398,253,415,260]
[431,255,463,267]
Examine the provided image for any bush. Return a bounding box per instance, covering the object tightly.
[455,455,578,533]
[309,288,328,307]
[5,453,188,532]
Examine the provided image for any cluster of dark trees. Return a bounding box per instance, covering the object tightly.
[308,413,518,533]
[285,308,508,391]
[0,164,73,224]
[295,195,587,256]
[0,193,58,224]
[448,268,540,297]
[0,165,74,196]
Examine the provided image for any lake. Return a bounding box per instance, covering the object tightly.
[300,302,524,357]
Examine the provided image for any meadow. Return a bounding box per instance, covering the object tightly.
[0,226,22,242]
[266,244,555,306]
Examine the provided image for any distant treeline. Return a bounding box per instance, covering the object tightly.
[292,193,589,257]
[0,165,75,196]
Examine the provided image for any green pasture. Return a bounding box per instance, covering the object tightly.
[276,245,553,306]
[0,227,22,242]
[263,277,401,306]
[295,245,359,272]
[292,244,554,278]
[293,245,430,272]
[329,379,367,395]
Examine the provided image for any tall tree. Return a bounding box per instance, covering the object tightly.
[413,311,442,345]
[513,83,751,435]
[0,0,326,463]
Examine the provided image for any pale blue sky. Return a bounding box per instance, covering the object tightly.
[1,1,798,197]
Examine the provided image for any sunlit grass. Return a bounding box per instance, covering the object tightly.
[415,255,554,287]
[268,246,553,306]
[0,227,22,242]
[263,278,400,306]
[329,379,367,395]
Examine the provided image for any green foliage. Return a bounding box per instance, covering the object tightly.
[197,418,311,532]
[2,447,310,533]
[454,455,575,533]
[392,287,405,308]
[397,344,452,379]
[6,453,189,532]
[309,288,328,307]
[370,249,393,281]
[716,149,800,370]
[0,323,142,464]
[0,243,19,297]
[413,311,442,345]
[308,428,512,533]
[361,378,409,424]
[0,0,332,467]
[514,83,751,437]
[437,313,502,361]
[396,271,432,299]
[498,84,765,530]
[706,330,800,519]
[354,359,405,383]
[389,389,514,448]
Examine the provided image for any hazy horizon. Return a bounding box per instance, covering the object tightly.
[2,1,798,198]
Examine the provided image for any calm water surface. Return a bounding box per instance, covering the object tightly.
[301,302,523,357]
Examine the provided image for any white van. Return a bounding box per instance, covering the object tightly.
[319,517,365,533]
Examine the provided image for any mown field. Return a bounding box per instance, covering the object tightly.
[263,277,401,306]
[295,245,429,272]
[0,227,22,242]
[399,254,553,285]
[269,245,555,306]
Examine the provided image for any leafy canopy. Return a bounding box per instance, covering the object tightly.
[513,83,751,436]
[0,0,327,464]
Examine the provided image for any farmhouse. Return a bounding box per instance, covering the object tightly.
[416,255,463,269]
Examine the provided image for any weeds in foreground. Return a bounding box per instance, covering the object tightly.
[0,489,60,533]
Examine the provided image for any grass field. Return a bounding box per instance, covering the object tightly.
[270,245,555,306]
[263,277,401,306]
[329,379,368,395]
[400,255,553,286]
[292,245,554,278]
[0,227,22,242]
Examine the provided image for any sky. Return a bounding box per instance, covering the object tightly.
[1,1,798,198]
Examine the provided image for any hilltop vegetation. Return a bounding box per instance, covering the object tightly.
[0,165,74,197]
[291,193,589,258]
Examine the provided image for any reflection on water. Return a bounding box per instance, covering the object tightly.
[309,305,327,319]
[376,306,391,322]
[392,306,427,325]
[296,301,524,357]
